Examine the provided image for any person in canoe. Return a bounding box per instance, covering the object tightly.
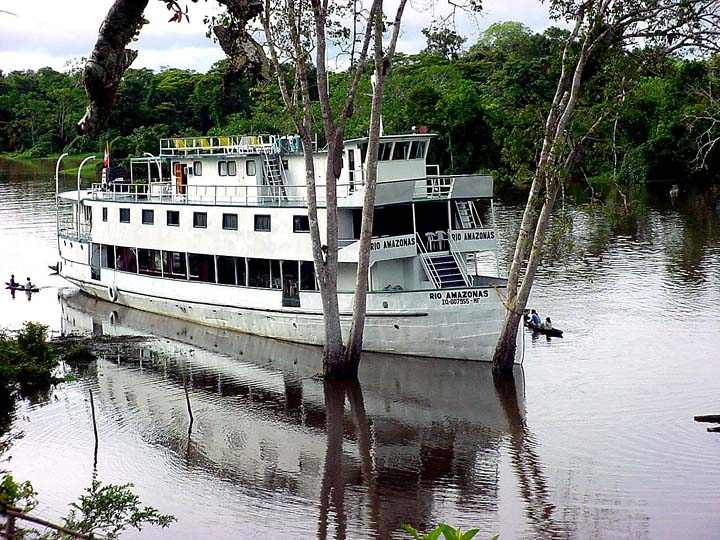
[530,309,541,326]
[540,317,553,330]
[8,275,17,288]
[25,277,34,290]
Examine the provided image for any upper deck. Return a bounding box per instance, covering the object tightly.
[158,134,309,157]
[60,132,493,209]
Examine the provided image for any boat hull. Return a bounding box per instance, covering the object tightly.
[63,272,513,362]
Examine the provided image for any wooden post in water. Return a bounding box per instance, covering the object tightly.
[183,377,194,430]
[89,389,99,471]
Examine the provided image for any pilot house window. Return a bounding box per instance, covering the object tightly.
[218,161,237,176]
[246,160,256,176]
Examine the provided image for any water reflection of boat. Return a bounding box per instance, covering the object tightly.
[58,290,553,540]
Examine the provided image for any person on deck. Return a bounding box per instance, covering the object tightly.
[8,275,17,287]
[530,309,541,326]
[541,317,553,330]
[25,277,34,290]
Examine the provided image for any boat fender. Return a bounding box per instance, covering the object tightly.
[108,284,119,303]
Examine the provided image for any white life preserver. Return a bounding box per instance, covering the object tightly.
[107,284,119,302]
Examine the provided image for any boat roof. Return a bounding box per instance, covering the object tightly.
[343,133,436,146]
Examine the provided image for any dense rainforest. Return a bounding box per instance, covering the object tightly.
[2,21,720,186]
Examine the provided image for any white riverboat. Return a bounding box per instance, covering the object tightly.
[56,133,515,361]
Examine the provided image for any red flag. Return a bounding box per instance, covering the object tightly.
[103,141,110,167]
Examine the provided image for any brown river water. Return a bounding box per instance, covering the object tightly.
[0,157,719,539]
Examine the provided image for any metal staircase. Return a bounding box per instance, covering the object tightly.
[261,147,287,200]
[422,252,469,288]
[455,200,481,229]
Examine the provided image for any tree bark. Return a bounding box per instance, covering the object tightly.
[77,0,149,135]
[213,0,269,90]
[344,0,408,367]
[492,4,598,377]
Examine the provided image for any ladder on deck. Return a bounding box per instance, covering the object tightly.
[455,200,481,229]
[422,252,470,288]
[261,147,287,200]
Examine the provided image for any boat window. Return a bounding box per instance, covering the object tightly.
[392,141,410,160]
[248,258,271,288]
[293,215,310,233]
[138,249,162,276]
[167,210,180,227]
[300,261,317,290]
[162,251,187,279]
[415,141,427,159]
[101,245,115,269]
[102,207,108,222]
[119,208,130,223]
[359,143,368,165]
[222,213,238,230]
[193,212,207,229]
[246,160,256,176]
[217,256,246,286]
[115,246,137,272]
[218,161,228,176]
[270,260,281,289]
[227,160,237,176]
[193,161,202,176]
[188,253,216,283]
[254,214,271,232]
[379,143,393,161]
[142,209,154,225]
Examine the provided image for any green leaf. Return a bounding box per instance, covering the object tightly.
[401,523,421,540]
[461,528,480,540]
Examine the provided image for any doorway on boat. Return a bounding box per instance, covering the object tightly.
[413,200,450,252]
[174,163,187,195]
[281,260,300,307]
[90,243,101,280]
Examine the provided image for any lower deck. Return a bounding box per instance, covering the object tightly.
[58,241,515,362]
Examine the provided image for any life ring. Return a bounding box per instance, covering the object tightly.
[107,284,119,303]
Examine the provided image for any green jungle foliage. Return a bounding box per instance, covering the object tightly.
[402,523,496,540]
[0,322,58,395]
[2,22,720,185]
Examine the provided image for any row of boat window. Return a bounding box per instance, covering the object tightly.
[103,244,317,291]
[187,160,257,177]
[376,140,427,161]
[181,142,424,181]
[101,207,310,233]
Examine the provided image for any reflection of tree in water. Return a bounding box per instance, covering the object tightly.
[494,376,560,539]
[317,372,563,540]
[662,183,720,284]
